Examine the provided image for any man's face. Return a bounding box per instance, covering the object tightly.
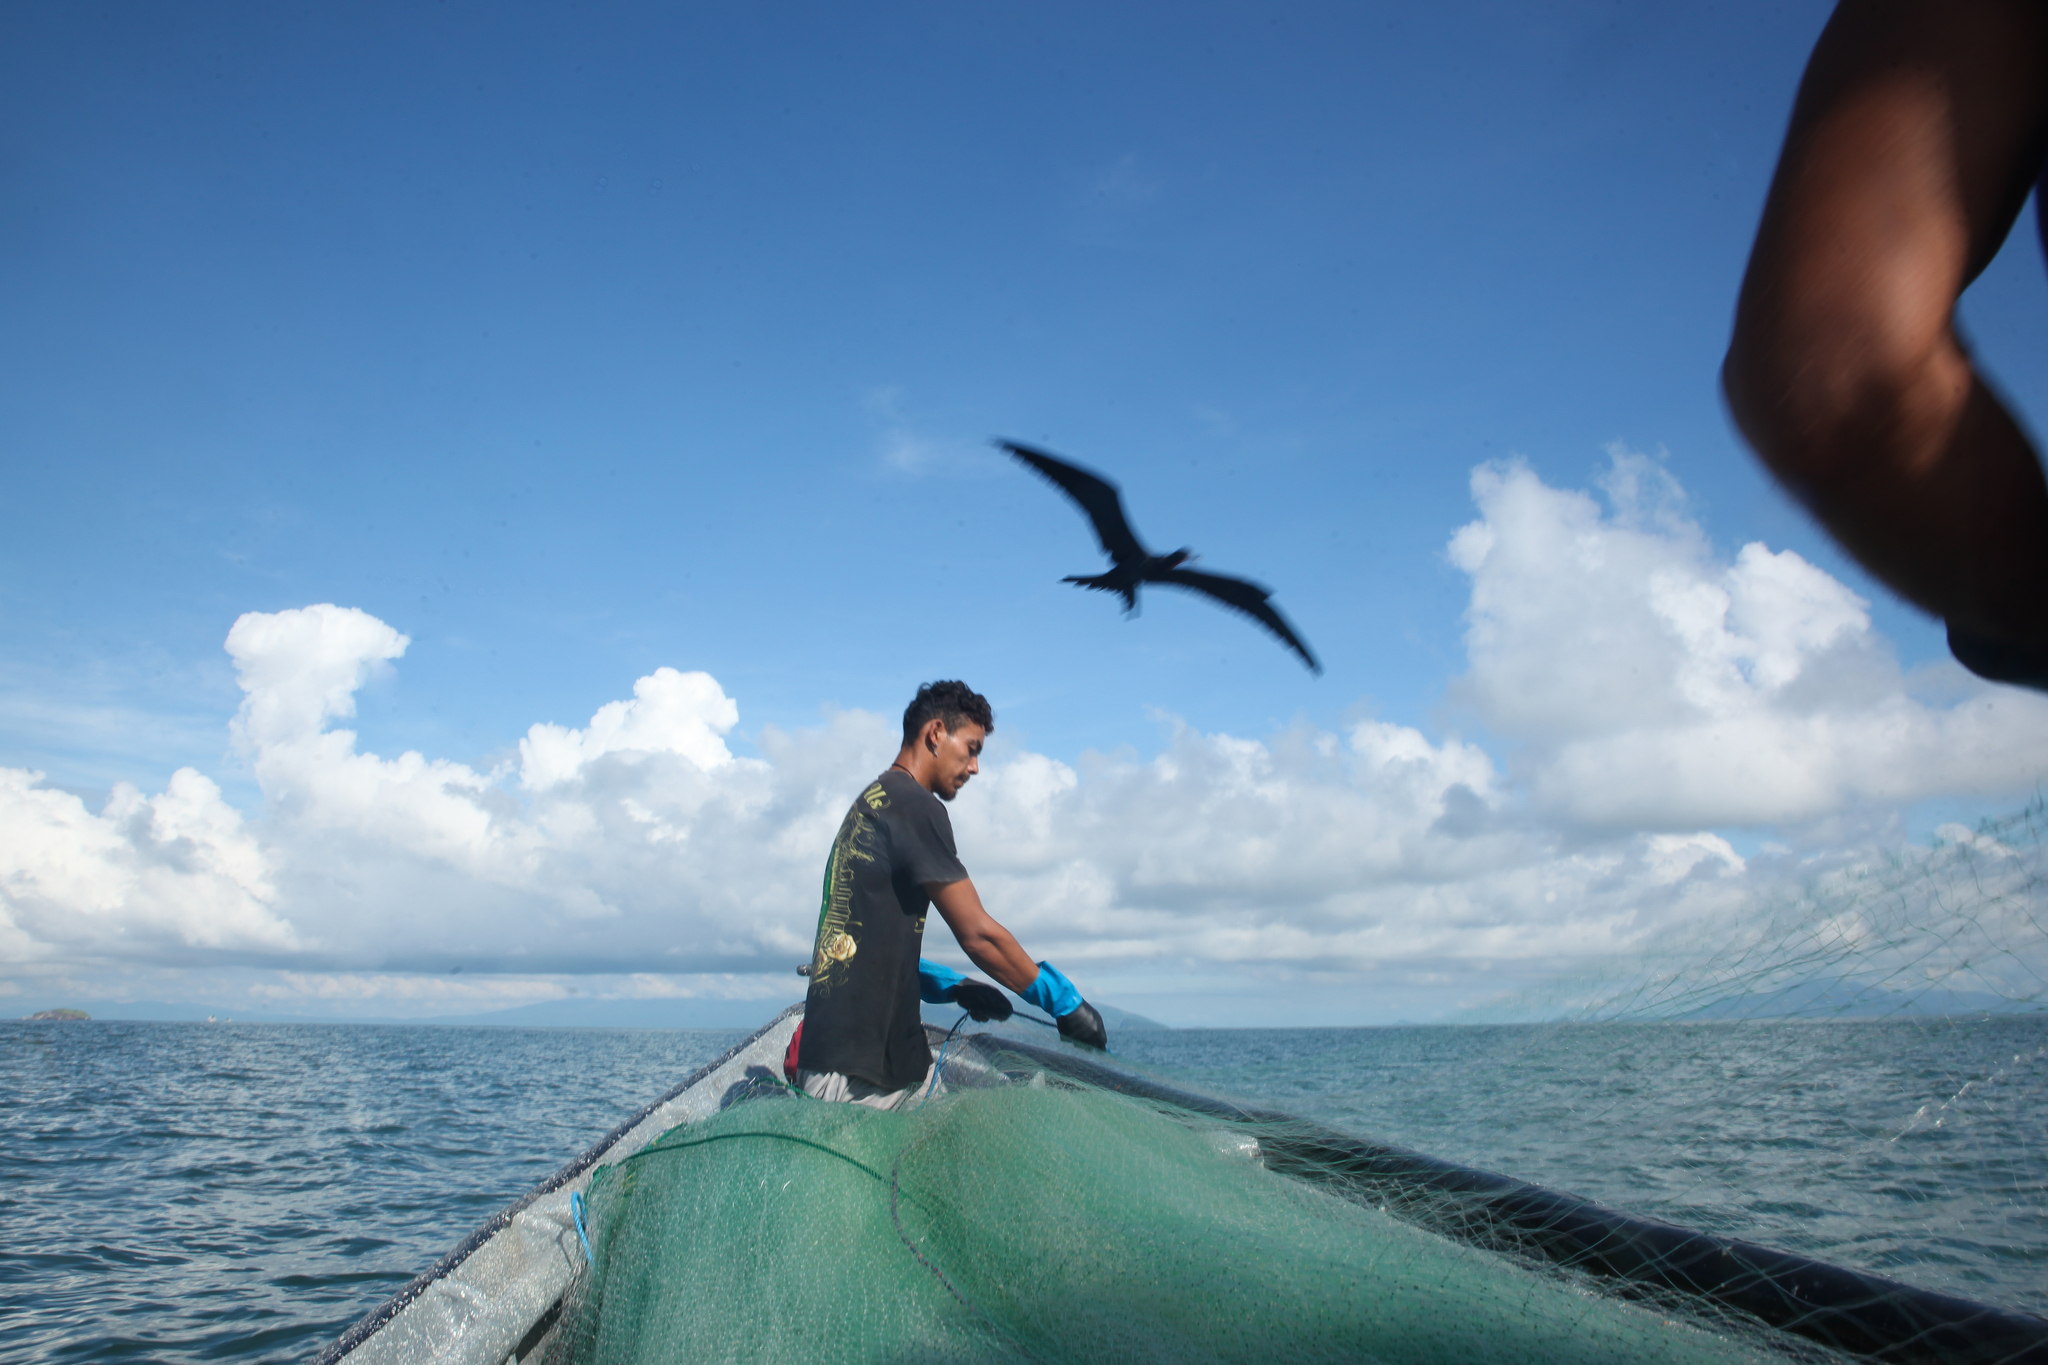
[927,720,985,801]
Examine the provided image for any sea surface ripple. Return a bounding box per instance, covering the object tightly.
[0,1021,742,1364]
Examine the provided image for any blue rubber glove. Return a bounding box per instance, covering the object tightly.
[1018,961,1083,1018]
[918,959,966,1004]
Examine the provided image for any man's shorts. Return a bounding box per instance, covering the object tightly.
[794,1063,943,1111]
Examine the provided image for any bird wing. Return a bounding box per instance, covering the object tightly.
[998,441,1148,565]
[1156,567,1323,674]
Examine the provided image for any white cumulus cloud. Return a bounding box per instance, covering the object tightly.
[0,765,293,962]
[3,456,2044,1022]
[1450,449,2048,830]
[519,667,739,790]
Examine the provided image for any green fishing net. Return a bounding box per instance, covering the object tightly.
[551,1072,1804,1365]
[547,807,2048,1364]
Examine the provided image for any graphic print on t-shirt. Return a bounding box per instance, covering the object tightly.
[806,780,891,995]
[800,768,969,1089]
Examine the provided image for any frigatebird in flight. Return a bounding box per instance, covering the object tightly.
[999,440,1322,674]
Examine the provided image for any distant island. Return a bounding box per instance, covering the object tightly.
[22,1008,89,1021]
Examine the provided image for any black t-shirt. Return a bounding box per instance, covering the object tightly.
[797,767,969,1089]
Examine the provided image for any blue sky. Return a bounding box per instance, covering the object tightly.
[7,1,2048,1026]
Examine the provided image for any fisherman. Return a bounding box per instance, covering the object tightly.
[1723,0,2048,688]
[787,680,1108,1110]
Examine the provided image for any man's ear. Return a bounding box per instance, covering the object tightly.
[923,718,944,753]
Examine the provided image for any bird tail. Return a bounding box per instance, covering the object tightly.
[1062,574,1140,614]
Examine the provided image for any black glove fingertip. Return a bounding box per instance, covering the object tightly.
[1056,999,1109,1050]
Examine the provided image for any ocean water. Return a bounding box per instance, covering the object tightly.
[3,1014,2043,1363]
[0,1022,746,1365]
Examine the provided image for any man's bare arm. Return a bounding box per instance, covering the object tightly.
[1723,0,2048,648]
[926,878,1039,994]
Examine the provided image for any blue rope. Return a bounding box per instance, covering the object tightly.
[569,1189,594,1262]
[917,1002,1066,1108]
[921,1011,970,1105]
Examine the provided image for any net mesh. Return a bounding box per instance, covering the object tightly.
[547,804,2048,1364]
[1475,803,2048,1026]
[1431,803,2048,1319]
[551,1073,1831,1364]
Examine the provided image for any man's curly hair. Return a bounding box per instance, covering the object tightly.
[901,680,994,745]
